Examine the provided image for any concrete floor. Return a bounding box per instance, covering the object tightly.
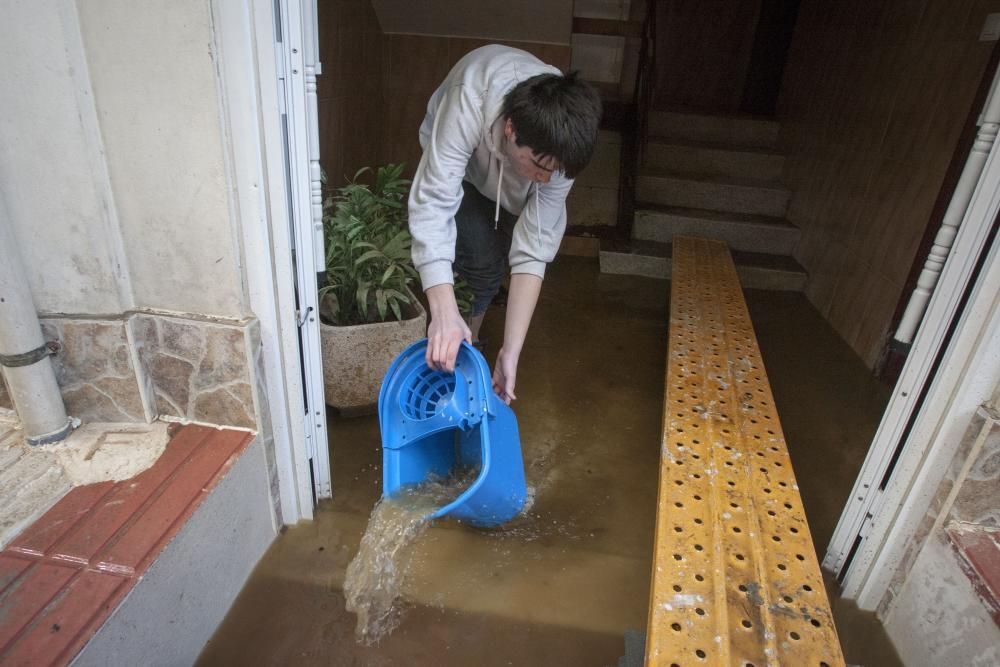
[198,256,900,666]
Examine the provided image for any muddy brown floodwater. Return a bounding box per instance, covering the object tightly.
[198,257,900,666]
[345,470,481,645]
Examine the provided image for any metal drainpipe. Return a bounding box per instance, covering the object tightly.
[0,221,72,445]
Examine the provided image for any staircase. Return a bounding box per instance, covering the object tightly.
[599,111,807,291]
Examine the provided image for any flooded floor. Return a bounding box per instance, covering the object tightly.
[198,256,898,666]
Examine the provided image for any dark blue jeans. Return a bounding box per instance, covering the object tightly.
[455,180,517,316]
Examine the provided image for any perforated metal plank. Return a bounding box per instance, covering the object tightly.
[646,237,844,667]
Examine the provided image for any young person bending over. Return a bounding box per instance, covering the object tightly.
[408,44,602,404]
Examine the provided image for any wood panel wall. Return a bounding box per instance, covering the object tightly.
[778,0,1000,370]
[317,0,571,189]
[317,0,384,188]
[378,36,571,178]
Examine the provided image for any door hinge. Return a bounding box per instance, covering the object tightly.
[857,511,875,541]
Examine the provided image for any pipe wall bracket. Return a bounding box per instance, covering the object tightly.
[0,341,60,368]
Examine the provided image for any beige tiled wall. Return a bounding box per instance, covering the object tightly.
[778,0,998,369]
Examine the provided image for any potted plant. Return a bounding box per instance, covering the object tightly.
[319,164,426,414]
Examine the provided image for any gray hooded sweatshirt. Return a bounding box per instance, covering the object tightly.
[408,45,574,290]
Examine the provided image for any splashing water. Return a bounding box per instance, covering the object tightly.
[343,470,477,645]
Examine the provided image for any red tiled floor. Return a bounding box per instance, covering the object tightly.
[948,524,1000,626]
[6,483,115,560]
[42,427,212,569]
[98,428,248,576]
[0,563,77,649]
[0,554,33,592]
[0,424,253,665]
[5,571,127,667]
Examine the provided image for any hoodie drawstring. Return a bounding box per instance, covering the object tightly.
[535,184,542,248]
[494,159,504,229]
[494,158,543,247]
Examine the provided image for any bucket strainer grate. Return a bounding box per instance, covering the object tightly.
[400,366,456,420]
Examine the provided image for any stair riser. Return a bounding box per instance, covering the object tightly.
[599,250,806,291]
[599,250,669,280]
[646,112,779,149]
[637,176,790,217]
[643,144,784,181]
[632,211,799,255]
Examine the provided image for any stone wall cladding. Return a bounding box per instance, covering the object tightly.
[132,313,257,429]
[3,312,281,525]
[6,312,278,519]
[39,318,146,422]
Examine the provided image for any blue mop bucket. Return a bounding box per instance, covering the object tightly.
[378,339,527,527]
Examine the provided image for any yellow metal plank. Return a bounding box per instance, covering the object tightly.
[646,237,845,667]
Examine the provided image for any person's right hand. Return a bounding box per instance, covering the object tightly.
[424,284,471,372]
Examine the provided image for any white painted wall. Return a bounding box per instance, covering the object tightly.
[0,0,128,315]
[0,0,247,319]
[75,0,246,318]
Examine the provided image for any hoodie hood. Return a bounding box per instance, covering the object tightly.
[408,45,574,291]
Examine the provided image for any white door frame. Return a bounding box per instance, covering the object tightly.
[211,0,331,523]
[272,0,332,502]
[843,226,999,611]
[825,89,1000,608]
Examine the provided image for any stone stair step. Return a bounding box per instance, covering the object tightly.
[599,239,807,291]
[643,138,785,182]
[632,205,800,255]
[637,170,790,217]
[647,111,780,149]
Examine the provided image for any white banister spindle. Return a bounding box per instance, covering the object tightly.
[895,67,1000,345]
[303,0,324,273]
[307,72,323,271]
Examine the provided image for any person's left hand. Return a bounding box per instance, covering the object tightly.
[492,347,519,404]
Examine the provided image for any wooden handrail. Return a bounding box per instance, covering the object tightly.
[615,0,656,242]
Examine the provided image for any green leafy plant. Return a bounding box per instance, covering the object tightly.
[453,275,475,318]
[320,164,420,326]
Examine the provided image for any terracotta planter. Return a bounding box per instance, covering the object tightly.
[320,296,426,414]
